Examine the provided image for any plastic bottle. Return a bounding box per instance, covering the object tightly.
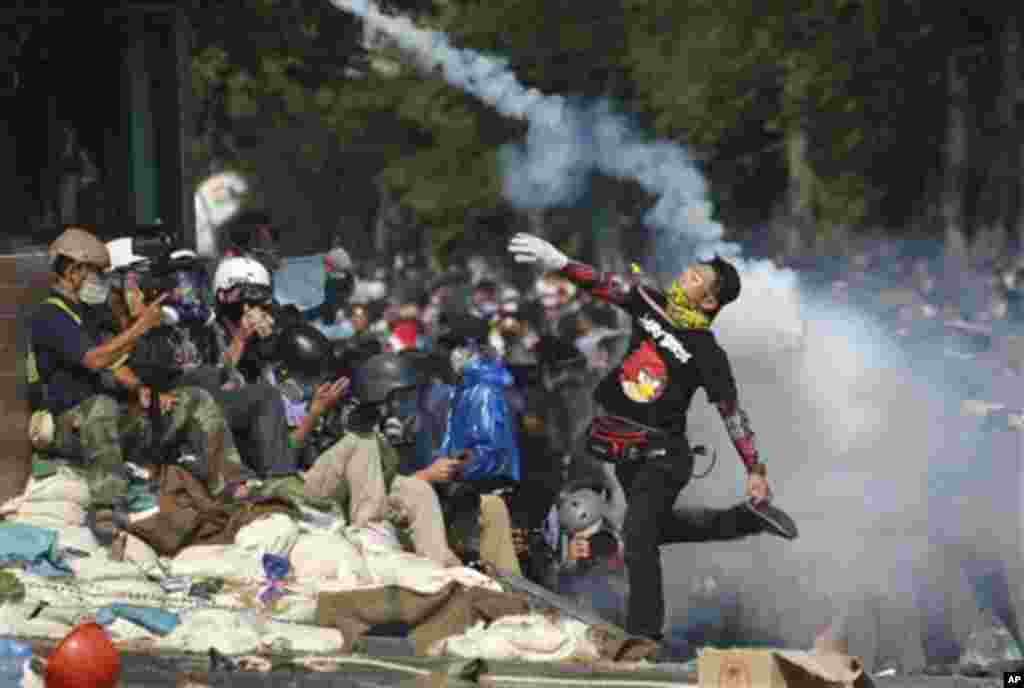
[0,637,33,684]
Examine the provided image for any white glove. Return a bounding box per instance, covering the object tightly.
[508,233,569,272]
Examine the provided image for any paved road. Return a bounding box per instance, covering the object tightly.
[22,636,1014,688]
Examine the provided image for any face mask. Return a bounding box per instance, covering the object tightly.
[381,415,416,446]
[79,275,110,305]
[477,301,498,317]
[167,270,213,325]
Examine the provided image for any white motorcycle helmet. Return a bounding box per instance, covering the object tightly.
[213,256,273,322]
[213,255,271,292]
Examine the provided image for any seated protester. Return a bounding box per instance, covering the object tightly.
[350,353,521,574]
[104,240,298,479]
[27,228,237,506]
[210,255,281,385]
[241,323,383,525]
[121,329,255,500]
[263,323,352,468]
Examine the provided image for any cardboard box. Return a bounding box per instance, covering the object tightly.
[698,648,867,688]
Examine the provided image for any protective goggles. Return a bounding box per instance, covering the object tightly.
[217,282,274,306]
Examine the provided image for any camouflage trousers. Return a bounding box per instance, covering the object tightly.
[33,386,246,506]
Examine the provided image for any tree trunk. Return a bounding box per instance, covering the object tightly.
[942,52,970,304]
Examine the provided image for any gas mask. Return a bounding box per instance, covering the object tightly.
[381,386,418,446]
[164,268,213,326]
[79,273,111,305]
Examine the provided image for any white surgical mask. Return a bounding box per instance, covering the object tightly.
[79,275,110,305]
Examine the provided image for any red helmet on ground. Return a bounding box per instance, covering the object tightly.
[46,622,121,688]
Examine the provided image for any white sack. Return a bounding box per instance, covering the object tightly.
[361,549,501,594]
[234,514,300,559]
[430,614,599,663]
[344,522,404,555]
[9,501,85,529]
[171,545,265,582]
[155,609,262,655]
[290,532,371,588]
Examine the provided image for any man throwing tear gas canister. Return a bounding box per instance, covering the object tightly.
[508,233,798,647]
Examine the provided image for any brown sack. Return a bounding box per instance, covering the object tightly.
[126,466,296,556]
[317,583,530,656]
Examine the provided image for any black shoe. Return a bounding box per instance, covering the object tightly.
[743,499,798,540]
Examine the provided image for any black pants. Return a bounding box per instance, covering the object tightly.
[179,367,299,477]
[616,448,762,640]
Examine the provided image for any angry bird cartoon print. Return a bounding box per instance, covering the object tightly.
[619,340,668,403]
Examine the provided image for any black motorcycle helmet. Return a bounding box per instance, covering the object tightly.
[350,352,424,406]
[275,323,331,384]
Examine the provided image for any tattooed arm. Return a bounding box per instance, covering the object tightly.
[715,399,766,475]
[561,262,636,306]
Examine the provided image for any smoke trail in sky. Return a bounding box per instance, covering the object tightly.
[329,0,742,268]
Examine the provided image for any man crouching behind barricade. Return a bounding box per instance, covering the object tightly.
[27,228,245,510]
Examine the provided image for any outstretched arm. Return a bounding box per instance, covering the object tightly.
[715,399,766,475]
[508,233,636,306]
[561,262,635,306]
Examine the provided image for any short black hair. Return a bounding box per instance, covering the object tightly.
[703,255,741,309]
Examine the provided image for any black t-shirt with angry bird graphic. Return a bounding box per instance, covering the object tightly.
[594,286,737,435]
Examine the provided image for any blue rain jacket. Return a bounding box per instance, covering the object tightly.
[438,357,520,482]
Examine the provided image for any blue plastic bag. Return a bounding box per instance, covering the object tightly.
[437,357,520,482]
